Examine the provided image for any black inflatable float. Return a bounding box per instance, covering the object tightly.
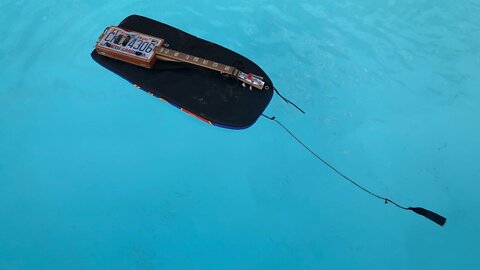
[91,15,273,129]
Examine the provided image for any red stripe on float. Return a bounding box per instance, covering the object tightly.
[181,108,212,125]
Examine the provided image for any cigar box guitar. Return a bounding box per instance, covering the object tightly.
[95,26,265,90]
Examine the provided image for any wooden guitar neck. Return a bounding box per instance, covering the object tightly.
[155,47,238,76]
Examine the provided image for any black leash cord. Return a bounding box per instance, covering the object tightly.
[262,114,447,226]
[273,87,305,114]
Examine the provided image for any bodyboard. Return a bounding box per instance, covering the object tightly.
[91,15,273,129]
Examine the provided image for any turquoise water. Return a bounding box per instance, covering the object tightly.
[1,0,479,269]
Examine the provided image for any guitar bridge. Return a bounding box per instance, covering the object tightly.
[236,71,265,90]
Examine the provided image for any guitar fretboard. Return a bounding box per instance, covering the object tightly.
[155,46,265,90]
[155,47,238,76]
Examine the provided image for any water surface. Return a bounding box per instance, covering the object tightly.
[1,0,479,269]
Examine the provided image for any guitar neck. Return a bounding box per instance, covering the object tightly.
[155,46,265,90]
[155,47,238,76]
